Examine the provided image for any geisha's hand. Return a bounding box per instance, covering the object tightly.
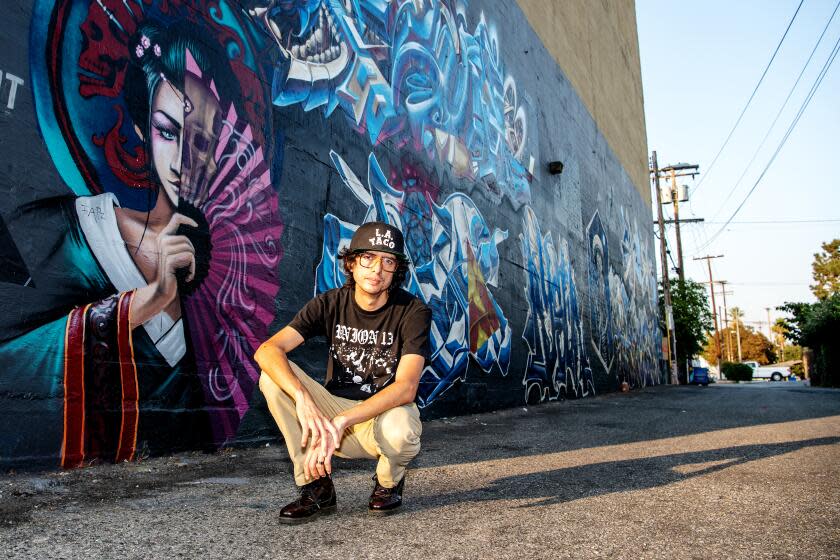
[130,213,198,328]
[153,213,199,305]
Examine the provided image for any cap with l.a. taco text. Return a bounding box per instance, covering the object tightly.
[347,221,408,261]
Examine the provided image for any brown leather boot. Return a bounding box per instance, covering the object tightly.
[368,474,405,514]
[279,476,336,524]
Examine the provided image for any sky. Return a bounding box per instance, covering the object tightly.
[636,0,840,338]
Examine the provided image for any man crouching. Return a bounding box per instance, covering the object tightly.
[254,221,432,524]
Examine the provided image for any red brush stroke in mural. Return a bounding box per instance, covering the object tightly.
[92,105,153,190]
[115,291,139,463]
[78,1,137,99]
[389,154,440,202]
[62,304,89,469]
[48,1,102,193]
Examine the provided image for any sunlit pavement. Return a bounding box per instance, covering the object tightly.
[2,382,839,559]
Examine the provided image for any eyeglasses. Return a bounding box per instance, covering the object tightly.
[356,252,399,273]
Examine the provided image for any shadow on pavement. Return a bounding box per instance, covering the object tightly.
[409,436,840,511]
[411,384,840,469]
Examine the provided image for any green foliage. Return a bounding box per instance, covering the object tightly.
[777,302,809,346]
[779,344,802,361]
[811,239,840,301]
[721,361,753,382]
[660,279,713,381]
[778,293,840,387]
[703,322,776,365]
[740,326,777,364]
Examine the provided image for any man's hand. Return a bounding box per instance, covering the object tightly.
[295,389,339,460]
[301,414,350,480]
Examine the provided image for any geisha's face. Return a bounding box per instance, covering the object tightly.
[149,79,185,207]
[182,73,222,203]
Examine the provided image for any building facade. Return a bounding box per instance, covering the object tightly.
[0,0,660,469]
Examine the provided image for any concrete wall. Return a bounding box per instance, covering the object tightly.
[518,0,650,203]
[0,0,661,470]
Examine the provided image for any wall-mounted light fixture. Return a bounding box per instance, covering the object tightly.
[547,161,564,175]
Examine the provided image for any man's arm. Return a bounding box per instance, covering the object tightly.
[254,326,339,458]
[306,353,424,478]
[254,326,305,395]
[333,353,424,431]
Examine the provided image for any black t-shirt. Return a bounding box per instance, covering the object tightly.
[288,286,432,400]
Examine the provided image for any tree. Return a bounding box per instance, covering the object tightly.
[729,306,745,361]
[703,323,776,365]
[740,326,777,364]
[776,242,840,386]
[772,318,801,362]
[811,239,840,301]
[778,293,840,387]
[660,279,713,383]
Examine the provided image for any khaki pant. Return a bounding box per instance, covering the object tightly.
[259,362,422,488]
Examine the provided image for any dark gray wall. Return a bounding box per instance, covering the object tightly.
[0,0,662,469]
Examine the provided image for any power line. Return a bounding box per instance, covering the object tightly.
[710,0,840,217]
[728,281,810,286]
[693,0,805,196]
[715,218,840,223]
[688,218,840,224]
[694,31,840,253]
[654,228,681,275]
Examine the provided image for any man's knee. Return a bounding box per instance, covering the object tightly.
[376,406,422,457]
[259,371,280,397]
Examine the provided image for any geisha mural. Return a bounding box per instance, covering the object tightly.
[0,0,282,467]
[0,0,662,468]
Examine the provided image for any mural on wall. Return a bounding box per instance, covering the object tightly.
[0,0,661,468]
[253,0,534,406]
[315,150,511,406]
[0,0,282,466]
[520,207,593,404]
[587,211,613,375]
[0,216,32,286]
[254,0,536,209]
[608,208,660,387]
[587,208,661,388]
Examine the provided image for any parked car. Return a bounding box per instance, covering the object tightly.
[742,361,791,382]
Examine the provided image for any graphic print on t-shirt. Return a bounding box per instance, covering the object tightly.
[331,324,397,394]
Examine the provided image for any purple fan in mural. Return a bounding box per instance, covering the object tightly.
[179,101,282,445]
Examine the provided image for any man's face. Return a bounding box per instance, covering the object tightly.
[351,250,395,297]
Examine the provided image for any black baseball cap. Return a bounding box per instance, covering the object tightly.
[347,221,408,261]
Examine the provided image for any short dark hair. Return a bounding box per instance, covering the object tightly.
[337,248,409,293]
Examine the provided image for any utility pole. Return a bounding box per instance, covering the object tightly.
[716,281,733,361]
[658,163,700,282]
[765,307,777,362]
[651,151,679,384]
[735,317,742,362]
[694,255,724,375]
[765,307,773,340]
